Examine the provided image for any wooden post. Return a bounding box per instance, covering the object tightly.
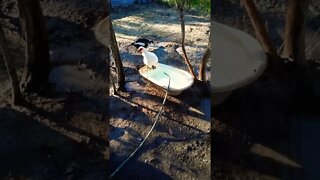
[177,2,197,79]
[0,25,23,105]
[241,0,280,68]
[283,0,309,66]
[199,33,211,81]
[17,0,50,93]
[106,1,125,90]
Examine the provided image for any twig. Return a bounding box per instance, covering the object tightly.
[265,20,269,32]
[277,40,284,55]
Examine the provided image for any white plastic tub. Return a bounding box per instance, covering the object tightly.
[211,22,267,106]
[139,63,194,95]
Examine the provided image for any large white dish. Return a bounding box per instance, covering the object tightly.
[139,63,194,95]
[211,22,267,105]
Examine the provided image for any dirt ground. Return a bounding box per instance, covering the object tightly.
[212,0,320,179]
[0,0,108,179]
[111,3,210,75]
[2,0,319,179]
[109,4,211,179]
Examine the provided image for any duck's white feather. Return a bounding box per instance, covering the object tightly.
[140,47,158,68]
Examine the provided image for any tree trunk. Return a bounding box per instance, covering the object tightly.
[17,0,50,93]
[283,0,309,66]
[198,33,211,81]
[177,4,197,79]
[241,0,280,68]
[0,25,23,105]
[106,3,125,90]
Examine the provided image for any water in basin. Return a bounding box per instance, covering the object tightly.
[141,63,193,91]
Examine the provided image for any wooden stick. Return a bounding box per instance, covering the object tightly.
[241,0,280,69]
[283,0,309,66]
[177,3,197,79]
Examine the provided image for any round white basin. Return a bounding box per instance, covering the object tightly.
[139,63,194,95]
[211,22,267,105]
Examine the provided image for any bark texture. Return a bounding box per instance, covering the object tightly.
[284,0,309,66]
[106,3,125,90]
[176,2,197,79]
[17,0,50,93]
[0,25,23,105]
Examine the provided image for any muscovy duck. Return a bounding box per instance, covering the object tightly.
[137,46,158,70]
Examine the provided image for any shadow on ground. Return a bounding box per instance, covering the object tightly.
[212,68,320,179]
[0,106,108,179]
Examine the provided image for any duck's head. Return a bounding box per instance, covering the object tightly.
[137,46,146,54]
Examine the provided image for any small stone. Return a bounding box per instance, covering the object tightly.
[186,146,192,152]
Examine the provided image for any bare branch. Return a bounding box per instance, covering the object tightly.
[283,0,309,66]
[176,1,197,79]
[0,24,23,105]
[241,0,281,68]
